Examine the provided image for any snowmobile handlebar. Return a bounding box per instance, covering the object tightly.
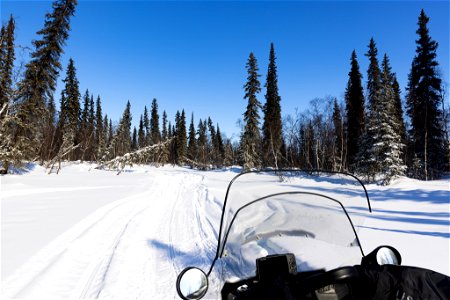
[176,246,450,300]
[221,254,362,300]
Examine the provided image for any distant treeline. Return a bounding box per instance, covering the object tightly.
[0,0,448,183]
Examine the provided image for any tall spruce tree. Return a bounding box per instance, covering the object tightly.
[378,54,406,183]
[406,10,447,179]
[80,89,90,160]
[392,77,407,142]
[175,109,187,164]
[357,39,383,179]
[207,117,217,164]
[0,15,15,110]
[262,43,283,168]
[216,124,225,166]
[138,115,145,148]
[103,114,109,147]
[241,52,262,170]
[110,100,132,157]
[108,118,113,146]
[131,127,137,151]
[162,110,168,141]
[86,94,95,160]
[187,113,197,162]
[150,98,161,145]
[344,50,365,170]
[197,119,207,167]
[143,105,150,145]
[0,16,18,172]
[95,95,105,158]
[168,121,172,138]
[15,0,77,160]
[61,58,81,160]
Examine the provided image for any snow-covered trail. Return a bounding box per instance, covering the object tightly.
[95,171,219,299]
[2,169,222,299]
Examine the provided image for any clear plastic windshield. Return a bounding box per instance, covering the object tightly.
[215,171,370,281]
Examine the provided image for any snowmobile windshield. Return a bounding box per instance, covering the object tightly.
[213,170,370,281]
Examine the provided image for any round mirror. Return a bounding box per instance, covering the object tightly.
[176,267,208,300]
[376,247,400,265]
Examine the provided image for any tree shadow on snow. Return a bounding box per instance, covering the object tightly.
[366,188,449,205]
[349,206,450,219]
[2,162,38,175]
[147,239,214,273]
[357,225,450,239]
[363,213,449,226]
[282,183,449,206]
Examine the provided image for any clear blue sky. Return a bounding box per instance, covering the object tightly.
[1,0,449,140]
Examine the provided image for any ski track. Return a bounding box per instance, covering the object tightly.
[2,170,220,299]
[2,187,153,298]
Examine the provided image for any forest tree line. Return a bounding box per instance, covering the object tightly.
[0,0,448,183]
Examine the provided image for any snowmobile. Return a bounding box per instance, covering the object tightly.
[175,170,450,300]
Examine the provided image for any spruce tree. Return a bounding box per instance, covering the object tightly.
[406,10,447,179]
[162,110,168,141]
[132,127,137,151]
[103,114,109,147]
[108,118,113,146]
[160,111,170,165]
[241,52,262,170]
[187,113,197,163]
[143,105,150,145]
[357,39,383,179]
[80,91,89,132]
[87,94,95,160]
[344,50,365,170]
[392,77,407,144]
[197,119,207,167]
[150,98,161,145]
[80,89,90,160]
[262,43,283,168]
[138,115,145,148]
[171,112,180,164]
[168,121,172,138]
[15,0,77,160]
[118,100,132,155]
[378,54,406,183]
[61,58,81,160]
[95,95,105,158]
[0,15,15,110]
[0,16,18,172]
[175,109,187,164]
[107,101,132,159]
[207,117,217,164]
[57,90,67,135]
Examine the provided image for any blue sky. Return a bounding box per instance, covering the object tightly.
[1,0,449,140]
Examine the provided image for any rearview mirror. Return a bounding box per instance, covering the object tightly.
[376,247,400,265]
[361,245,402,267]
[176,267,208,300]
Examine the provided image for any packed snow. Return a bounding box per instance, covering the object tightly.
[1,163,449,299]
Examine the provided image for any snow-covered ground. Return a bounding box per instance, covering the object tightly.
[1,163,449,299]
